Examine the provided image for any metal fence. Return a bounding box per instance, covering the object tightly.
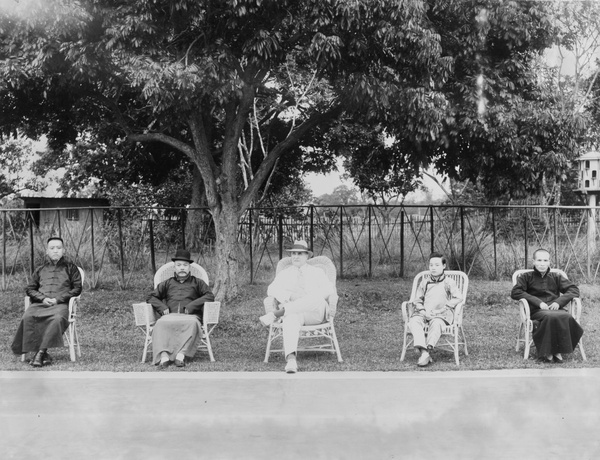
[1,204,599,291]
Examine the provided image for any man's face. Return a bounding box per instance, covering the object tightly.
[533,251,551,273]
[46,240,65,261]
[291,251,309,267]
[174,260,191,277]
[429,257,445,276]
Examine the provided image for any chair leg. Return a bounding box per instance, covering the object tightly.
[578,339,587,361]
[515,322,523,352]
[204,333,215,362]
[21,353,26,363]
[454,331,460,366]
[400,327,409,361]
[329,323,343,362]
[461,326,468,356]
[264,325,274,363]
[75,326,81,358]
[142,335,150,363]
[523,326,531,360]
[68,324,76,362]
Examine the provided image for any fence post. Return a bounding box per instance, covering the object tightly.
[180,209,186,249]
[339,206,344,278]
[368,205,372,278]
[523,211,528,266]
[117,208,125,287]
[90,209,96,286]
[278,214,283,260]
[29,216,35,274]
[400,209,404,278]
[249,210,254,284]
[460,206,465,270]
[149,218,156,274]
[1,211,5,290]
[492,207,497,279]
[430,206,434,254]
[309,205,314,252]
[553,208,558,263]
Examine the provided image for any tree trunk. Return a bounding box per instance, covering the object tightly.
[211,205,241,302]
[185,166,207,250]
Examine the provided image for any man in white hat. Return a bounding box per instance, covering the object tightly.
[260,240,335,373]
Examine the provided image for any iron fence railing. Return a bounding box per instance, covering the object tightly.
[1,204,599,291]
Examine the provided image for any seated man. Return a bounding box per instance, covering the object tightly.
[511,248,583,363]
[11,236,83,367]
[259,240,335,374]
[407,252,462,367]
[147,249,215,368]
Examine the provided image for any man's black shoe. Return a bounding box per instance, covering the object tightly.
[42,353,53,366]
[31,351,45,367]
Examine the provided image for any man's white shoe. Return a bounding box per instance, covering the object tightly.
[285,358,298,374]
[417,351,432,367]
[259,312,277,327]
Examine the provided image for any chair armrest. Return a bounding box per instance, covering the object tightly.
[326,293,339,320]
[570,298,582,322]
[453,301,465,325]
[68,295,81,322]
[518,298,530,322]
[401,300,417,322]
[203,301,221,325]
[24,296,30,311]
[264,296,277,314]
[132,302,156,327]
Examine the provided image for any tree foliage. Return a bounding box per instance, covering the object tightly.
[0,0,584,296]
[0,136,40,201]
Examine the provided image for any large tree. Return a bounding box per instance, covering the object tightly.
[0,0,563,298]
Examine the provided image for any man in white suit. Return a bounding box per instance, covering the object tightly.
[260,240,335,373]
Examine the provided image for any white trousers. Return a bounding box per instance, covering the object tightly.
[408,315,447,350]
[281,295,327,357]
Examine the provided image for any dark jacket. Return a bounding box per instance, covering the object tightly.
[26,257,82,305]
[147,275,215,321]
[511,268,579,317]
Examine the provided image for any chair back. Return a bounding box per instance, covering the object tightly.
[153,262,209,288]
[512,268,568,286]
[275,256,337,294]
[409,270,468,307]
[76,267,85,285]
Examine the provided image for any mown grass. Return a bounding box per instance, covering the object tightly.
[1,278,599,373]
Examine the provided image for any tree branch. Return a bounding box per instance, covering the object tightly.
[238,102,345,212]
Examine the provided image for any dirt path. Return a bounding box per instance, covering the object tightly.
[2,369,599,459]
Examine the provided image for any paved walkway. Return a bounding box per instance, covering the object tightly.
[1,369,599,460]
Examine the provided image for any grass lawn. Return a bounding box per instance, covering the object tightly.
[1,278,598,373]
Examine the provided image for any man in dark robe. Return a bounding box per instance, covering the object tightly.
[11,237,82,367]
[511,248,583,363]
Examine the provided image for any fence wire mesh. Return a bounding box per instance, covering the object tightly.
[2,205,599,291]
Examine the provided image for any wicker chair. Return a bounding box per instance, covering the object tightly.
[263,255,342,363]
[512,268,586,360]
[21,266,85,363]
[400,270,469,365]
[132,262,221,363]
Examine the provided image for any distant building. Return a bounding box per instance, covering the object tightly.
[20,196,109,229]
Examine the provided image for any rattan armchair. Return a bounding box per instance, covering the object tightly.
[263,256,342,363]
[400,270,469,365]
[132,262,221,363]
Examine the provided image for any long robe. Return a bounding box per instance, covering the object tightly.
[511,268,583,356]
[11,257,82,354]
[147,274,214,363]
